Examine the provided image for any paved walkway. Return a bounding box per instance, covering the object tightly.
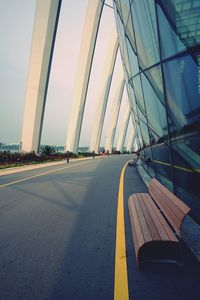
[0,155,199,300]
[124,165,200,300]
[0,156,96,177]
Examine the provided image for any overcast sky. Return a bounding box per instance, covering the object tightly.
[0,0,132,147]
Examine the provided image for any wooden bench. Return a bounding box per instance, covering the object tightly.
[128,178,190,268]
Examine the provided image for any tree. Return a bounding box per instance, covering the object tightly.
[40,145,55,156]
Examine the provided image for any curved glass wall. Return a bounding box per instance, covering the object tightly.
[114,0,200,223]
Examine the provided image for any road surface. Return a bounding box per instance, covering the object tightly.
[0,155,199,300]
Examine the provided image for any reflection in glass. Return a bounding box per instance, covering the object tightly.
[125,13,136,52]
[120,0,131,26]
[139,120,150,147]
[131,0,159,68]
[163,53,200,139]
[114,0,200,220]
[145,65,164,103]
[126,37,139,77]
[141,72,168,140]
[131,76,145,113]
[157,1,200,59]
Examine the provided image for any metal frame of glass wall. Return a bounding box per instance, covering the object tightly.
[114,0,200,223]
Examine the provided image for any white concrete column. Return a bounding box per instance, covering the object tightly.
[21,0,62,153]
[104,76,125,153]
[89,32,118,153]
[116,107,130,152]
[65,0,104,153]
[126,133,136,153]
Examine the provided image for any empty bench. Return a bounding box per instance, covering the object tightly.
[128,178,190,268]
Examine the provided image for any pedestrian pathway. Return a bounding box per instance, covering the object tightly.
[0,156,98,177]
[124,165,200,300]
[0,155,199,300]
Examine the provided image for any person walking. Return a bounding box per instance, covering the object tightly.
[66,151,70,163]
[135,149,140,164]
[92,150,95,159]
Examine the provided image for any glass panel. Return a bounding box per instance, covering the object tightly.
[163,53,200,141]
[145,65,164,103]
[133,138,139,152]
[131,0,159,68]
[114,0,123,18]
[125,12,136,51]
[120,0,131,26]
[151,143,173,190]
[135,121,143,149]
[163,52,200,212]
[131,76,145,113]
[127,84,139,123]
[141,71,168,140]
[157,1,200,59]
[175,184,200,224]
[139,120,150,148]
[157,4,186,59]
[171,138,200,198]
[126,37,139,77]
[137,107,146,124]
[143,146,155,177]
[116,14,132,76]
[122,37,132,77]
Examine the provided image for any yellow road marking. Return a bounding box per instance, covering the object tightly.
[152,160,200,173]
[114,161,129,300]
[0,161,89,188]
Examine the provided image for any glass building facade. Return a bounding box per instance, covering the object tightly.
[113,0,200,223]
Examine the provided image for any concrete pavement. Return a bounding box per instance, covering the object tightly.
[0,155,199,300]
[0,155,129,299]
[0,156,98,177]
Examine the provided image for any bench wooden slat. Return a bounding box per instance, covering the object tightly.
[152,179,190,215]
[138,194,161,241]
[128,178,190,268]
[149,179,190,235]
[149,187,181,235]
[128,201,139,255]
[150,183,184,222]
[144,193,178,242]
[128,195,145,248]
[128,193,180,266]
[134,195,152,243]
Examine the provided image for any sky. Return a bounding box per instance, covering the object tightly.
[0,0,133,147]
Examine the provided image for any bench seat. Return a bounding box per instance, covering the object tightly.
[128,179,190,268]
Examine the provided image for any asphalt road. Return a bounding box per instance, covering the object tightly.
[0,155,131,300]
[0,155,200,300]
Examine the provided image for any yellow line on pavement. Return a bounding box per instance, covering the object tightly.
[0,161,89,188]
[114,161,129,300]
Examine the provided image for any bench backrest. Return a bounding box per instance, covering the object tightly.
[148,178,190,236]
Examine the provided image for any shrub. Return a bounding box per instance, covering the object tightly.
[40,145,55,156]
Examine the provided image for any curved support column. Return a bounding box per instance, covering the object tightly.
[21,0,62,153]
[116,107,130,152]
[65,0,104,153]
[126,133,136,153]
[104,76,125,153]
[89,32,118,153]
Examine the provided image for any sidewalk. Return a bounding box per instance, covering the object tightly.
[124,165,200,300]
[0,156,97,177]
